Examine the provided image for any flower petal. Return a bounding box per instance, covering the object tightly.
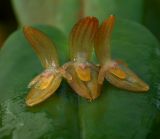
[23,26,59,68]
[35,73,55,90]
[66,64,92,99]
[69,16,99,62]
[108,66,126,79]
[105,63,149,92]
[74,63,91,81]
[26,73,62,106]
[28,74,41,88]
[65,63,101,100]
[86,65,102,100]
[94,15,115,65]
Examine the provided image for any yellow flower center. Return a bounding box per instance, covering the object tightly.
[36,74,55,90]
[75,65,91,81]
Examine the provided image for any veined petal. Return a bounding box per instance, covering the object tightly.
[94,15,115,65]
[105,63,149,92]
[23,26,59,68]
[69,16,99,62]
[26,72,62,106]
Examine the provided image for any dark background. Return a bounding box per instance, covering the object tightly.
[0,0,17,46]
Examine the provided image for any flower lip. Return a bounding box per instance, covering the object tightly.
[65,62,101,100]
[26,72,62,107]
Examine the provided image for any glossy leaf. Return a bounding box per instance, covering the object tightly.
[0,19,160,139]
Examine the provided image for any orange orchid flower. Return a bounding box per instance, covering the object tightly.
[23,27,71,106]
[23,15,149,107]
[94,15,149,91]
[63,17,101,100]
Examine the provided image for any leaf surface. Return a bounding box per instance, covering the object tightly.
[0,19,160,139]
[12,0,144,34]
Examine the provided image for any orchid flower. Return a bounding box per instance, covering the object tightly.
[94,15,149,91]
[23,15,149,107]
[63,17,101,100]
[23,27,71,106]
[23,17,101,106]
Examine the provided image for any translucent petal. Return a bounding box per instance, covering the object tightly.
[35,74,54,90]
[108,66,126,79]
[94,15,115,65]
[97,66,108,84]
[69,16,99,62]
[105,63,149,92]
[26,73,62,106]
[23,26,59,68]
[66,63,101,100]
[28,74,41,88]
[66,64,92,99]
[86,65,102,100]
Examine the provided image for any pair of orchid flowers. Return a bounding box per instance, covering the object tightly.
[23,15,149,107]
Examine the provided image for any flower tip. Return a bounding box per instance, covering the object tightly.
[26,96,43,107]
[110,14,115,18]
[77,16,99,25]
[132,80,149,92]
[25,90,41,107]
[85,16,98,21]
[108,15,115,25]
[25,93,40,106]
[134,81,150,92]
[141,84,150,92]
[26,99,35,107]
[82,16,99,28]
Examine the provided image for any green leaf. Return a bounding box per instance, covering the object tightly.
[12,0,144,34]
[0,19,160,139]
